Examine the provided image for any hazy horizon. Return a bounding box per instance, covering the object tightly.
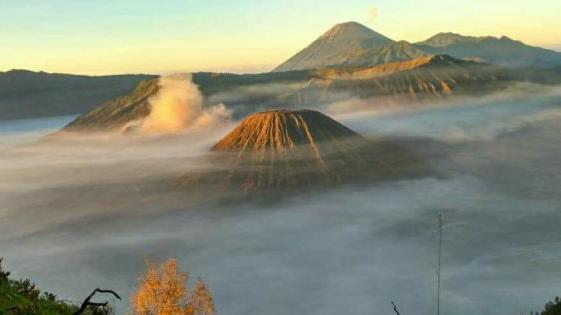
[1,0,561,75]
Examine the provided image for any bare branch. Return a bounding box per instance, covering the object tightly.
[94,289,121,300]
[391,301,401,315]
[71,288,121,315]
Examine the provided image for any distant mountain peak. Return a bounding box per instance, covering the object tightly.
[325,21,368,33]
[418,32,519,47]
[417,32,478,47]
[330,21,368,29]
[273,21,395,72]
[416,32,561,68]
[322,21,390,41]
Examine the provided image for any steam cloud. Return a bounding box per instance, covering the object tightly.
[368,4,379,23]
[1,85,561,315]
[140,75,232,134]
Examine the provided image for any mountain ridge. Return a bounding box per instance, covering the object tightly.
[62,54,561,132]
[0,69,155,120]
[274,21,561,71]
[415,32,561,68]
[313,54,480,79]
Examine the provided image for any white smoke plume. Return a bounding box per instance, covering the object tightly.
[140,74,232,134]
[368,4,379,24]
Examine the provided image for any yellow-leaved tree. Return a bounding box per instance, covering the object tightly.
[130,258,216,315]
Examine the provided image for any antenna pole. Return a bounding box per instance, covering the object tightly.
[437,213,443,315]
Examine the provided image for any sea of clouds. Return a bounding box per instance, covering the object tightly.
[1,85,561,315]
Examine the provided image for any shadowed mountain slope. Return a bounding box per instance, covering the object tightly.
[312,55,504,98]
[63,79,159,131]
[0,70,155,120]
[63,71,312,131]
[415,33,561,68]
[180,109,426,193]
[340,40,429,67]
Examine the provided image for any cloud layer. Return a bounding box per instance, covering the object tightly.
[1,87,561,315]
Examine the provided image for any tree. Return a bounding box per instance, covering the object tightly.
[535,296,561,315]
[130,259,216,315]
[189,280,215,315]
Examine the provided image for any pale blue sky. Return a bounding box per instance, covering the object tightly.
[1,0,560,74]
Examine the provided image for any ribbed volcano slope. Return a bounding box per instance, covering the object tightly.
[212,109,358,151]
[313,55,500,98]
[181,110,425,193]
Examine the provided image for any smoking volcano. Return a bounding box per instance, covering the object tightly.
[181,109,425,193]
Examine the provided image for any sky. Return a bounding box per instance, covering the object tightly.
[0,0,560,75]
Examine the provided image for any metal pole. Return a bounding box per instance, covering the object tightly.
[437,213,442,315]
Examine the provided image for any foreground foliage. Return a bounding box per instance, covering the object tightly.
[0,258,112,315]
[532,297,561,315]
[130,259,215,315]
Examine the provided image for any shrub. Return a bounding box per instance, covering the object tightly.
[130,259,215,315]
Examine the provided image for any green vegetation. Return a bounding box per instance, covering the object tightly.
[532,297,561,315]
[0,258,112,315]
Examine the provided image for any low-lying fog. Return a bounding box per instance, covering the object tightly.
[1,85,561,315]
